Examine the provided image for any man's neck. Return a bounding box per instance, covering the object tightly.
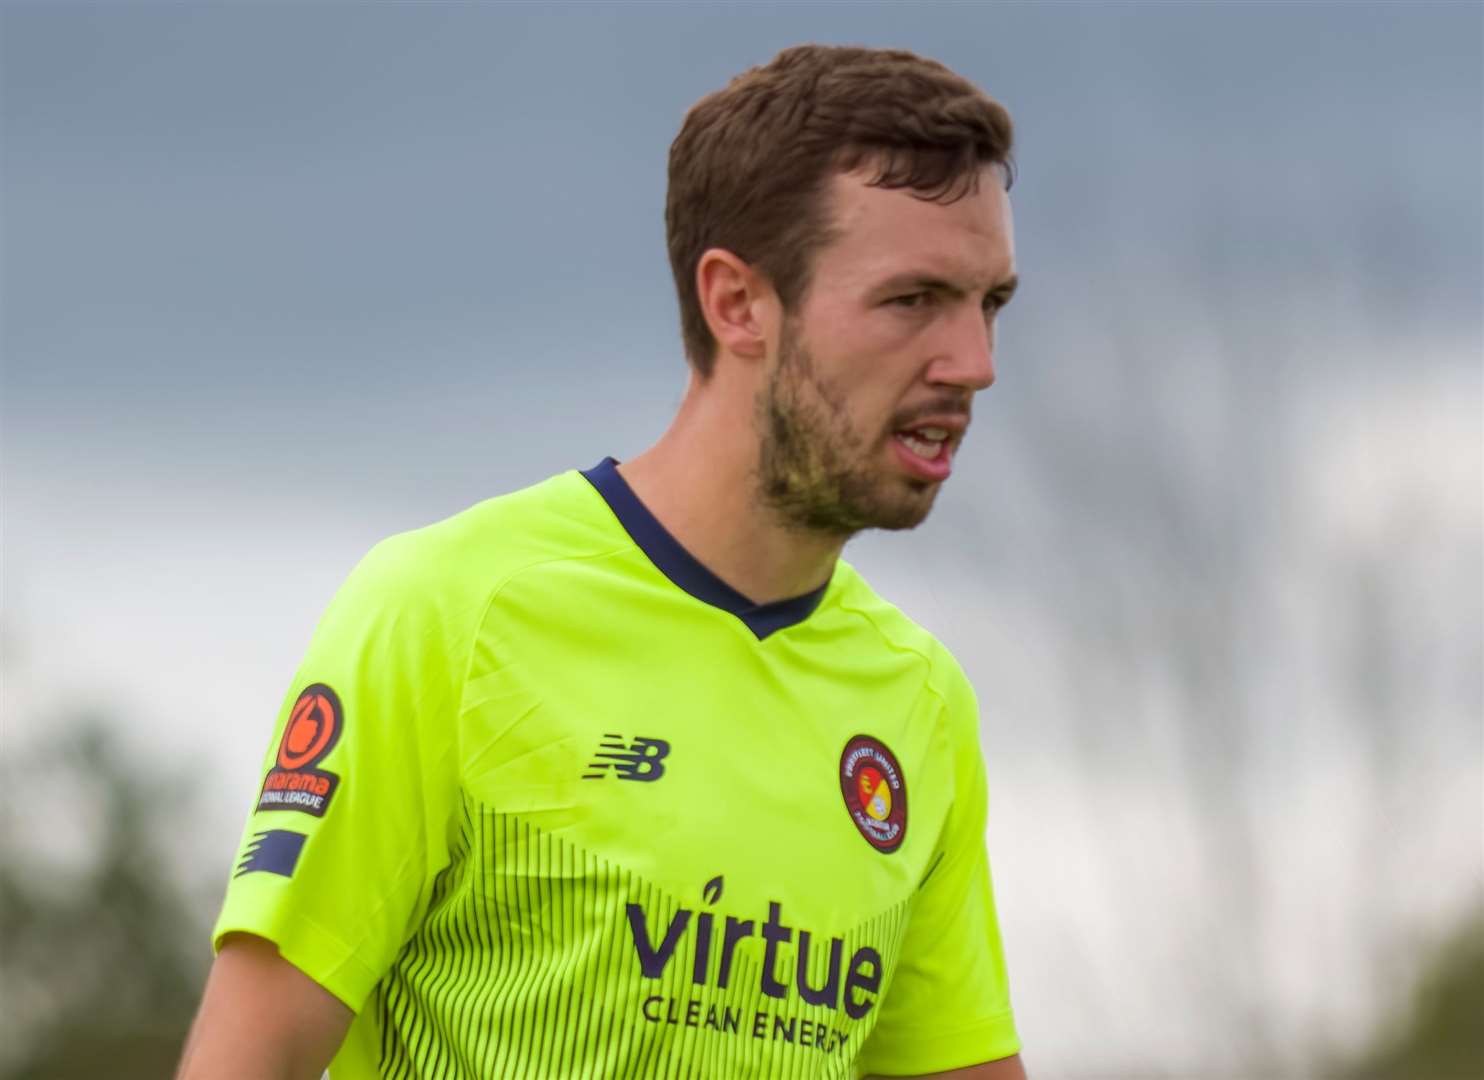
[616,383,844,607]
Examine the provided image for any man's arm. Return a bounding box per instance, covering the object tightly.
[867,1054,1027,1080]
[175,933,353,1080]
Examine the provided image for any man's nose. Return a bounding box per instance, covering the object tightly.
[930,306,997,391]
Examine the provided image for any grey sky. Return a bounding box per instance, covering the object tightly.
[6,3,1479,449]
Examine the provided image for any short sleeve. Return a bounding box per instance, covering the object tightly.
[856,672,1020,1075]
[211,535,468,1012]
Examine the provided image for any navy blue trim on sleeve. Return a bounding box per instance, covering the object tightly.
[580,457,829,640]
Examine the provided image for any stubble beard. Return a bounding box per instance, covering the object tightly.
[754,327,938,538]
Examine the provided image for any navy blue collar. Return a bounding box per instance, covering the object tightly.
[580,457,829,640]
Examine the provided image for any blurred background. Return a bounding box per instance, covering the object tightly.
[2,2,1480,1077]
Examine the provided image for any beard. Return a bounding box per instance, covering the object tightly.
[754,325,940,537]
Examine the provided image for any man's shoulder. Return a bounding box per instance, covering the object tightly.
[337,467,625,611]
[829,560,976,708]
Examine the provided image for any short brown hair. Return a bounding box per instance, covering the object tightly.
[665,44,1015,377]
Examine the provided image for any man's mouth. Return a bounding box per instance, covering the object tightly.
[894,426,950,461]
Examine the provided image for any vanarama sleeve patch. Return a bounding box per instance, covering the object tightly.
[256,684,343,816]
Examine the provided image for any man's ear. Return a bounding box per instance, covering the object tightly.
[695,248,778,364]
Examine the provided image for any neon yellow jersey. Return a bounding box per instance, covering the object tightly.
[213,459,1018,1078]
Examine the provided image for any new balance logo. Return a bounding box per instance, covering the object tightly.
[584,735,670,781]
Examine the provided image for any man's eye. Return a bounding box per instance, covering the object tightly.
[890,292,931,308]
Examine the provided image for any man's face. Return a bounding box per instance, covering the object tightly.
[754,165,1017,536]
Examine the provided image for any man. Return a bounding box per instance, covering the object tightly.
[178,44,1025,1080]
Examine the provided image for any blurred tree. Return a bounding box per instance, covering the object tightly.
[0,717,212,1080]
[1334,903,1484,1080]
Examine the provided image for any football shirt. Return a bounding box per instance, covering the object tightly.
[213,459,1018,1078]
